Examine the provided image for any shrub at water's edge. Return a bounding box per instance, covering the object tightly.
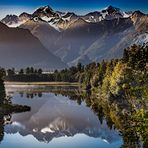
[0,72,30,114]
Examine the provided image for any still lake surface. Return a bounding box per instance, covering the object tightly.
[0,85,122,148]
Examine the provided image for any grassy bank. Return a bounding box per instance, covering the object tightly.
[4,81,79,86]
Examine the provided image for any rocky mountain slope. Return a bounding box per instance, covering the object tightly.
[0,22,67,69]
[1,5,148,66]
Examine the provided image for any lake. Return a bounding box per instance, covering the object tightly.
[0,85,123,148]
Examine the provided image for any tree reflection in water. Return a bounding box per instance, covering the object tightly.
[1,85,148,147]
[0,114,4,143]
[0,78,6,143]
[0,83,30,144]
[29,86,146,148]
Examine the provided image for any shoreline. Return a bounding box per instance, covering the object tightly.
[4,81,79,86]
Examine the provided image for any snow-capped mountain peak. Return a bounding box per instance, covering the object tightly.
[105,5,120,13]
[1,14,27,28]
[34,5,54,14]
[1,14,18,24]
[33,5,58,18]
[0,5,145,32]
[101,5,131,20]
[82,5,131,23]
[43,5,53,13]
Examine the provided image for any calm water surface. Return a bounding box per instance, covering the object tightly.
[0,85,122,148]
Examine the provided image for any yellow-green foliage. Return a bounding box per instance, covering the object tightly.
[110,62,126,94]
[102,62,127,95]
[132,109,148,146]
[143,87,148,100]
[109,110,123,129]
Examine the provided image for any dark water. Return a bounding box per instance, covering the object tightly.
[0,85,122,148]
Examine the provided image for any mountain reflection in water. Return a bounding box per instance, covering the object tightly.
[1,85,122,148]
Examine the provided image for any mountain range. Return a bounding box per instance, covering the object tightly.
[1,5,148,68]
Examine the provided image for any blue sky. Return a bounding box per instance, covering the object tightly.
[0,0,148,19]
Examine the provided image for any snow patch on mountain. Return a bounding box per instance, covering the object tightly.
[48,21,61,32]
[101,11,108,19]
[4,20,26,28]
[62,15,72,22]
[123,12,131,18]
[41,16,55,23]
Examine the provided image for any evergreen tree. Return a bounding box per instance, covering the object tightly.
[30,67,34,74]
[38,69,43,75]
[25,67,30,74]
[0,68,6,78]
[7,69,15,77]
[123,48,129,63]
[77,63,82,72]
[19,69,24,75]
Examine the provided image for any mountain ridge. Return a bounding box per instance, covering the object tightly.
[1,5,139,29]
[0,22,67,69]
[1,5,148,66]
